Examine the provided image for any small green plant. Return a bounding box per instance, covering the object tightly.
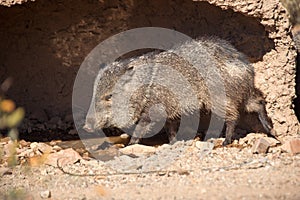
[0,78,25,166]
[0,77,25,138]
[0,98,25,138]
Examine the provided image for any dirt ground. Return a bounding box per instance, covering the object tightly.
[1,134,300,200]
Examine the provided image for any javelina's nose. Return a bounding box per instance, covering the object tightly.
[83,118,95,132]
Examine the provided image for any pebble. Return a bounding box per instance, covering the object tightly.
[68,129,78,135]
[281,139,300,154]
[251,138,270,154]
[195,141,214,155]
[40,190,51,199]
[30,142,53,154]
[18,140,30,148]
[263,137,281,147]
[0,167,12,176]
[52,145,62,151]
[239,133,266,146]
[45,148,82,167]
[119,144,156,156]
[290,139,300,154]
[120,134,130,139]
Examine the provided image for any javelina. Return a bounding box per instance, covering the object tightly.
[84,37,276,146]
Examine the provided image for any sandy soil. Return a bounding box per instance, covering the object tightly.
[1,135,300,200]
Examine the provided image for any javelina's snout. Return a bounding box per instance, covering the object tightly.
[246,88,277,138]
[83,117,96,133]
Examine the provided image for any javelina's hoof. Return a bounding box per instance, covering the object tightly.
[128,137,140,145]
[269,129,277,138]
[222,139,231,146]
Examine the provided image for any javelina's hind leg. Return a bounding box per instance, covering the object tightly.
[165,119,179,143]
[223,121,236,146]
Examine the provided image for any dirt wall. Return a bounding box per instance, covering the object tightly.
[0,0,299,136]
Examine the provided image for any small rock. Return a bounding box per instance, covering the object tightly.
[232,139,239,145]
[195,141,214,150]
[263,137,280,147]
[40,190,51,199]
[290,139,300,154]
[239,133,266,146]
[120,134,130,139]
[19,140,30,148]
[44,148,82,167]
[30,142,53,154]
[157,143,171,151]
[113,144,125,148]
[29,142,38,150]
[0,167,12,176]
[68,129,78,135]
[119,144,156,156]
[195,141,214,155]
[93,146,122,161]
[0,137,11,143]
[17,147,34,158]
[52,145,62,151]
[268,146,281,154]
[251,138,270,154]
[281,139,300,154]
[49,140,58,146]
[206,138,224,147]
[201,188,207,194]
[158,171,167,176]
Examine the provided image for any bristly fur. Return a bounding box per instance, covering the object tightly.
[84,37,275,145]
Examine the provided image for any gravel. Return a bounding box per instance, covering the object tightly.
[0,135,300,199]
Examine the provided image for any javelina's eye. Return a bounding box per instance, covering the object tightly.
[127,65,134,70]
[105,94,112,101]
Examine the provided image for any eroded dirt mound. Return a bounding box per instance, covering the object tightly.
[0,0,299,138]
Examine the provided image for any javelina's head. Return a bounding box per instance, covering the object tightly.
[83,61,137,133]
[83,91,114,133]
[245,88,275,136]
[83,84,116,133]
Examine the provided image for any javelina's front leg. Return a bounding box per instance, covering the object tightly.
[222,121,236,146]
[128,113,152,145]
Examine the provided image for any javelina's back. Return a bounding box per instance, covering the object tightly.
[85,37,275,145]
